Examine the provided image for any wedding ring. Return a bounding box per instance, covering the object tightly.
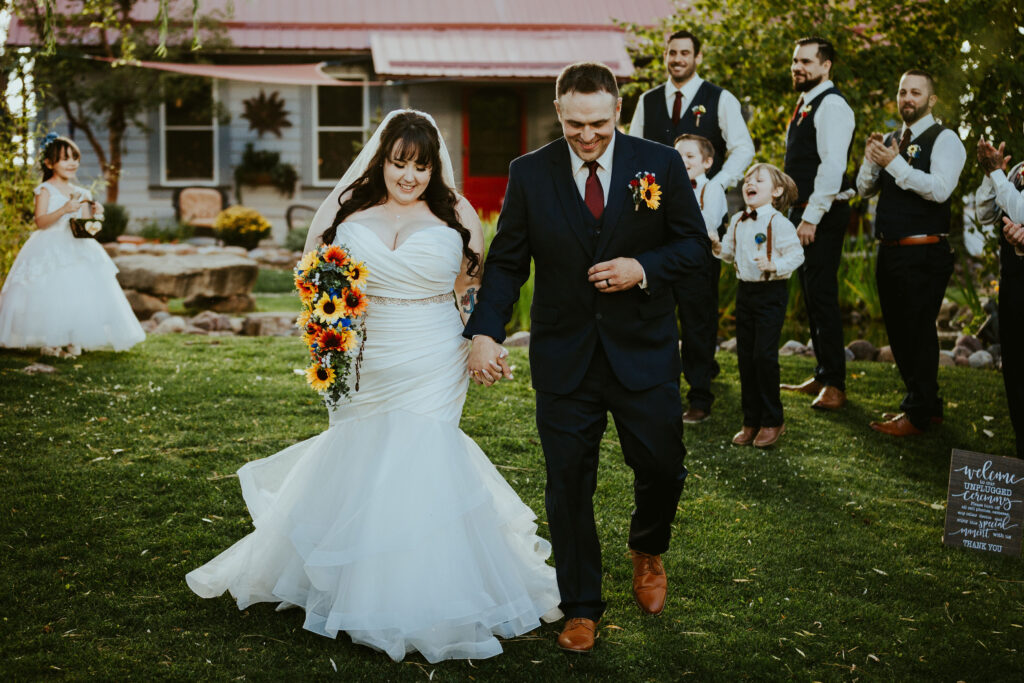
[605,279,611,288]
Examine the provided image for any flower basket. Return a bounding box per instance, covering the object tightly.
[69,217,104,239]
[214,206,272,250]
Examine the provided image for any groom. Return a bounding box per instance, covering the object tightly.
[465,62,711,652]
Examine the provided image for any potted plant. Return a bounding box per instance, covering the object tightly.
[214,205,272,250]
[233,143,298,202]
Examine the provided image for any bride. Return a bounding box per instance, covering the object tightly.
[186,110,561,663]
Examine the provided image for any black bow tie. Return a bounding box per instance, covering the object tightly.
[740,209,758,222]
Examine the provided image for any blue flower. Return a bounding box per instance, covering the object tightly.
[754,233,767,245]
[41,132,59,149]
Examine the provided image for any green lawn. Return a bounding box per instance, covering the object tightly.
[1,337,1021,681]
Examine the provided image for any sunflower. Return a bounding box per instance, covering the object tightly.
[295,308,311,330]
[341,288,369,317]
[297,250,320,274]
[640,177,662,210]
[295,277,316,303]
[314,293,345,324]
[302,322,324,348]
[316,327,348,352]
[305,363,335,392]
[344,261,369,289]
[322,245,349,267]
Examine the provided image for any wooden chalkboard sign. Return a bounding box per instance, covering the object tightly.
[943,449,1024,557]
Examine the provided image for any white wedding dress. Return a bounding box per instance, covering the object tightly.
[186,222,561,663]
[0,182,145,351]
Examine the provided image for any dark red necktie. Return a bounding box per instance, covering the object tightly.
[898,128,912,153]
[740,209,758,222]
[691,179,697,189]
[671,91,682,127]
[584,161,604,220]
[789,96,804,124]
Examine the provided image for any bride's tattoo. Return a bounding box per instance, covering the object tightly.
[460,287,478,314]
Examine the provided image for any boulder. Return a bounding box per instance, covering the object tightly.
[151,311,172,325]
[152,316,187,334]
[122,289,168,320]
[779,340,807,356]
[140,319,159,333]
[249,247,299,268]
[955,354,970,367]
[22,362,57,375]
[937,299,959,329]
[844,348,855,362]
[939,350,955,367]
[183,293,256,313]
[184,325,210,335]
[968,350,994,369]
[190,310,234,332]
[953,345,973,360]
[846,339,878,361]
[877,345,894,363]
[720,337,738,353]
[113,252,259,300]
[505,331,531,347]
[955,333,983,353]
[987,344,1001,361]
[240,312,299,337]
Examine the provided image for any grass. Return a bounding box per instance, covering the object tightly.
[1,337,1022,681]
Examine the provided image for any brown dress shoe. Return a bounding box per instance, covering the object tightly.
[780,377,822,395]
[869,414,924,436]
[557,617,598,653]
[682,407,710,424]
[753,424,786,448]
[882,411,943,425]
[811,385,846,411]
[731,426,758,445]
[630,550,667,615]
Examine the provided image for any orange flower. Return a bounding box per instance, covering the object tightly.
[316,327,350,352]
[341,288,368,317]
[322,245,350,267]
[345,261,369,289]
[295,278,316,304]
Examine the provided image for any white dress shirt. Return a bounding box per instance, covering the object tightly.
[568,136,614,207]
[788,79,856,226]
[717,204,804,282]
[976,161,1024,256]
[628,76,755,190]
[856,113,966,205]
[693,173,728,240]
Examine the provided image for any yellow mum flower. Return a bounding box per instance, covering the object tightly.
[314,293,345,324]
[640,178,662,210]
[306,363,335,392]
[297,250,320,274]
[345,261,369,289]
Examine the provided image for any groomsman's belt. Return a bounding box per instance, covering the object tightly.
[878,234,946,247]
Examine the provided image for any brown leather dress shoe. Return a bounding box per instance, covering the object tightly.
[780,377,822,395]
[731,426,758,445]
[882,411,943,425]
[682,407,710,424]
[869,414,924,436]
[557,617,598,653]
[753,424,786,448]
[811,385,846,411]
[630,550,667,615]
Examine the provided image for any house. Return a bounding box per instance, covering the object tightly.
[6,0,673,242]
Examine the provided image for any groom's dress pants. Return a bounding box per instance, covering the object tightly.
[535,341,687,621]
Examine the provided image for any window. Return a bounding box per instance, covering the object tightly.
[314,80,367,185]
[162,81,217,184]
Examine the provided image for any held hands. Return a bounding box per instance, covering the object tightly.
[797,220,817,246]
[978,138,1011,175]
[1004,216,1024,249]
[587,257,644,293]
[864,133,899,167]
[754,254,776,273]
[711,239,722,256]
[467,335,513,387]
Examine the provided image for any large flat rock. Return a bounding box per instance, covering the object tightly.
[114,253,259,299]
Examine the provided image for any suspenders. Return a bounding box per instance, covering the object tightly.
[730,214,776,281]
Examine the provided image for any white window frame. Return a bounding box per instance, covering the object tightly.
[312,77,369,187]
[160,80,219,186]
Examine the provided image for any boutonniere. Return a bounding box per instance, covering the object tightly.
[691,104,707,127]
[629,172,662,211]
[797,103,813,125]
[906,144,921,161]
[754,232,767,246]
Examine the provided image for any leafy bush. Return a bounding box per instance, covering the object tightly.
[253,268,296,293]
[214,205,271,250]
[284,226,309,252]
[0,123,40,288]
[137,219,195,243]
[96,202,129,243]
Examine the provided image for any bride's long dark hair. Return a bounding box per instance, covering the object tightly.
[322,112,480,276]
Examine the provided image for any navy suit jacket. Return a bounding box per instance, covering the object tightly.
[464,131,711,394]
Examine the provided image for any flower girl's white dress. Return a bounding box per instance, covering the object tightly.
[0,182,145,351]
[186,222,561,663]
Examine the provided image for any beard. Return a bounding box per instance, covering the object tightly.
[792,73,824,92]
[900,101,929,124]
[669,62,696,85]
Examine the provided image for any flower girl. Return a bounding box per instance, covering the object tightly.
[0,134,145,357]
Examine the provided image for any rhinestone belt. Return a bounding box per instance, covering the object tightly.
[367,292,454,306]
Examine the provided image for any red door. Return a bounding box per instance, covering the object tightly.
[462,87,526,217]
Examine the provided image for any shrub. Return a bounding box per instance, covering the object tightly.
[284,226,309,252]
[214,205,272,250]
[0,127,39,288]
[137,219,195,243]
[96,203,129,243]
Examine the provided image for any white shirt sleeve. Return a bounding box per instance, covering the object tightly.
[628,93,646,138]
[712,89,755,190]
[769,217,805,278]
[717,213,740,263]
[986,168,1024,223]
[803,94,856,225]
[882,129,966,204]
[699,184,728,240]
[856,156,882,198]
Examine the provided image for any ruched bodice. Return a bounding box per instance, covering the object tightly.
[339,222,463,299]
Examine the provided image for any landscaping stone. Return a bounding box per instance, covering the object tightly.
[779,340,807,356]
[140,319,158,333]
[113,252,259,300]
[183,293,256,313]
[720,338,737,353]
[968,350,994,369]
[955,354,970,367]
[845,348,855,362]
[122,289,168,320]
[955,333,983,353]
[152,316,187,334]
[249,247,301,268]
[151,311,171,325]
[184,325,210,335]
[846,339,878,361]
[953,345,973,361]
[505,331,530,347]
[240,312,299,337]
[190,310,234,332]
[939,350,956,367]
[22,362,57,374]
[937,299,959,329]
[877,345,894,362]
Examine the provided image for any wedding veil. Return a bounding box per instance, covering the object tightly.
[304,109,457,251]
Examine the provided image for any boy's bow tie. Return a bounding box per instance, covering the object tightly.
[740,209,758,222]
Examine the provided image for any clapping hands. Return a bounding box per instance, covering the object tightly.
[864,132,899,167]
[977,138,1011,175]
[1004,216,1024,249]
[467,335,513,386]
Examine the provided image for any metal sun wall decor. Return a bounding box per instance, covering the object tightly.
[241,90,293,138]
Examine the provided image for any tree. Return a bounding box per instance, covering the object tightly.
[10,0,224,202]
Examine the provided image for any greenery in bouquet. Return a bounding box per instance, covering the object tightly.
[294,244,369,408]
[214,206,272,250]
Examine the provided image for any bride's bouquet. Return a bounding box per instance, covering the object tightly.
[294,244,369,407]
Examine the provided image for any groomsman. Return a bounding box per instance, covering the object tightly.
[780,36,855,411]
[629,29,754,423]
[976,132,1024,457]
[857,70,966,436]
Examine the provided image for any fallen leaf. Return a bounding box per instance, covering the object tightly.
[983,429,994,438]
[872,568,888,576]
